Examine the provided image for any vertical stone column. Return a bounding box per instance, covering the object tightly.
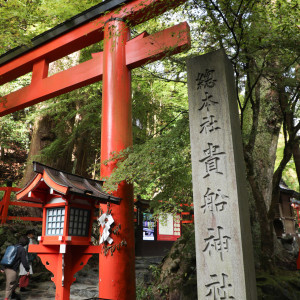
[100,19,136,300]
[187,49,257,299]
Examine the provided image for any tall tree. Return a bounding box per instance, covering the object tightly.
[104,0,300,271]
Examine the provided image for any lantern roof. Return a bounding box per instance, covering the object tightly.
[279,179,300,199]
[16,161,120,204]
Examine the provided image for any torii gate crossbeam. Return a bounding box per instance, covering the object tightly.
[0,0,190,299]
[0,22,189,116]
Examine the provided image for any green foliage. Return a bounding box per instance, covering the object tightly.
[0,0,101,55]
[103,114,192,213]
[256,269,300,300]
[136,279,155,300]
[276,131,299,191]
[36,80,102,171]
[22,43,103,173]
[0,0,42,54]
[0,115,29,150]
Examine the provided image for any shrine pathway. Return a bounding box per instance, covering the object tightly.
[0,267,99,299]
[0,256,161,299]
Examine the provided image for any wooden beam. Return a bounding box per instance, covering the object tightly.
[0,22,190,117]
[7,216,43,222]
[0,0,186,85]
[126,22,190,69]
[9,201,43,208]
[0,53,103,116]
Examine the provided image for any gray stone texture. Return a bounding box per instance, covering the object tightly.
[187,49,257,299]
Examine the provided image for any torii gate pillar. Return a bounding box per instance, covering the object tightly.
[0,1,191,299]
[100,19,135,299]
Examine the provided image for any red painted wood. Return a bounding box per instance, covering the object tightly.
[43,203,67,208]
[29,244,102,254]
[43,252,72,299]
[0,187,21,192]
[63,203,70,237]
[0,2,191,299]
[7,216,43,222]
[0,0,186,86]
[42,203,47,237]
[0,54,103,117]
[43,170,68,195]
[81,245,102,254]
[126,22,190,69]
[99,19,135,300]
[29,244,58,254]
[9,201,43,208]
[0,187,43,223]
[32,59,49,82]
[1,189,12,224]
[30,244,95,299]
[40,236,91,246]
[0,187,21,224]
[16,174,43,201]
[0,23,189,117]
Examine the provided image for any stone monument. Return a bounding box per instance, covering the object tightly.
[187,49,257,299]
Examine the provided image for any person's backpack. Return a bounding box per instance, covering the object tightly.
[0,245,20,267]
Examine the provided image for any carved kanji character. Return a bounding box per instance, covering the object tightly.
[203,226,231,261]
[205,273,235,299]
[200,115,221,134]
[198,92,219,112]
[201,187,228,213]
[196,69,217,89]
[199,143,225,178]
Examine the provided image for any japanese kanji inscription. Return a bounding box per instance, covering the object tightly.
[205,273,235,299]
[187,49,257,299]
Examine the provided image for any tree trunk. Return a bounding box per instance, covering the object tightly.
[293,144,300,191]
[243,70,283,270]
[18,114,56,188]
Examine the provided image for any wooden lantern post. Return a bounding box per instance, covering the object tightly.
[16,162,121,300]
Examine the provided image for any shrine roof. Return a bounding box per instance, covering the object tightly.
[279,179,300,199]
[16,161,120,204]
[0,0,130,67]
[134,198,150,210]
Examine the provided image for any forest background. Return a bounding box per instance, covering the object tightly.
[0,0,299,297]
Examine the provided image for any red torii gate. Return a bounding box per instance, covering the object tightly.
[0,0,190,299]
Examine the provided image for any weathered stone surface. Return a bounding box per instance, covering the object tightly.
[187,49,257,299]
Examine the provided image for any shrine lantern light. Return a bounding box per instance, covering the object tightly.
[16,161,120,248]
[15,161,121,299]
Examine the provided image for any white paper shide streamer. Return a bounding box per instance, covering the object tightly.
[98,212,114,244]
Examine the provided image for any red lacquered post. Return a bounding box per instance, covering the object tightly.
[1,188,11,224]
[99,19,136,299]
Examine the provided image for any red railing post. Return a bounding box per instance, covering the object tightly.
[0,187,39,224]
[1,187,12,224]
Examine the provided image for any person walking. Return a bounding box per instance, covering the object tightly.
[19,230,37,292]
[1,236,30,300]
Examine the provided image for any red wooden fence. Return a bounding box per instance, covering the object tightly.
[0,187,43,224]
